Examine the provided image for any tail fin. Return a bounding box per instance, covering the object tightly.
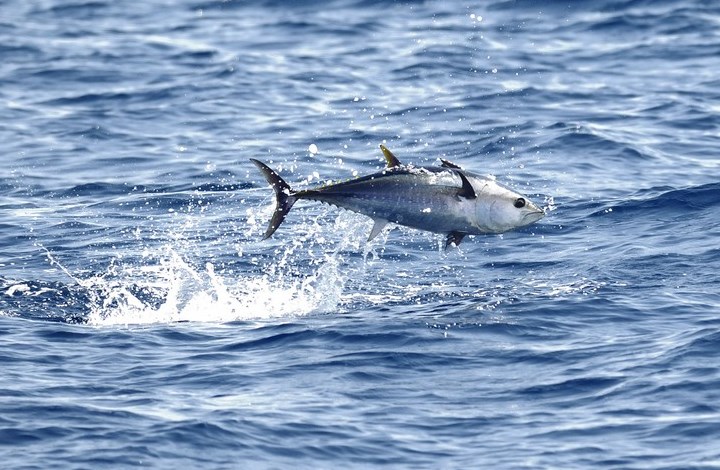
[250,159,297,239]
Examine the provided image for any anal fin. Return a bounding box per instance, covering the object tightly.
[368,219,389,242]
[445,231,466,249]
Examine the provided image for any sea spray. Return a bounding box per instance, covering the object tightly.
[36,207,377,325]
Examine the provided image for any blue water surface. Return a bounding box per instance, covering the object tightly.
[1,0,720,468]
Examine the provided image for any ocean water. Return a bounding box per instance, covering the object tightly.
[1,0,719,468]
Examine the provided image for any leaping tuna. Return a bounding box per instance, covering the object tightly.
[251,145,545,248]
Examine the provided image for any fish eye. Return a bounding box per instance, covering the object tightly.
[514,197,526,209]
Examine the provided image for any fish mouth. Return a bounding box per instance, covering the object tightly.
[522,209,545,224]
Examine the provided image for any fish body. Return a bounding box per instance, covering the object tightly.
[251,145,544,247]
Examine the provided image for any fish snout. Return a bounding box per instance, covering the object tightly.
[522,201,545,224]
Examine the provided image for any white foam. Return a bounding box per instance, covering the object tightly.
[75,244,349,326]
[37,208,379,327]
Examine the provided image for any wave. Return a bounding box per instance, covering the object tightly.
[592,182,720,217]
[538,122,656,162]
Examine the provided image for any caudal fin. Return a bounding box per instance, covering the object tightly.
[250,159,297,239]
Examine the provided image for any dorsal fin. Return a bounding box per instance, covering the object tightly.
[440,159,462,169]
[379,144,401,168]
[455,170,477,199]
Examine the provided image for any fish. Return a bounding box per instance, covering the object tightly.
[250,145,545,248]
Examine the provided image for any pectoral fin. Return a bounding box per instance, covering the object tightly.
[445,231,466,249]
[368,219,389,241]
[379,144,402,168]
[455,171,477,199]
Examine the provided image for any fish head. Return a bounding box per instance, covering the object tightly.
[470,177,545,233]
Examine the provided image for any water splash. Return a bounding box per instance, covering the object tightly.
[34,248,337,326]
[35,207,379,326]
